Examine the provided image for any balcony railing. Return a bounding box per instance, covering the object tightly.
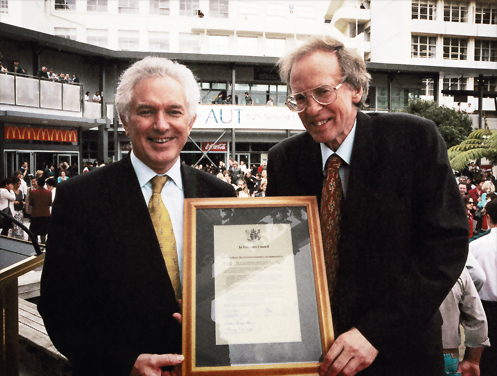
[0,72,83,113]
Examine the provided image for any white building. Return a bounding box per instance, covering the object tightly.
[1,0,496,176]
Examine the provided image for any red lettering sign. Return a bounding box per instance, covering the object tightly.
[201,142,227,152]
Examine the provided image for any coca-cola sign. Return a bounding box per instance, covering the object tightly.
[202,142,227,152]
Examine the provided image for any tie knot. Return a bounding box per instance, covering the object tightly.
[326,154,342,171]
[151,175,168,193]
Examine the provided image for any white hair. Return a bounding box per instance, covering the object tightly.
[115,57,200,122]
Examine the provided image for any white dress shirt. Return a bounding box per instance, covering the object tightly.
[130,152,185,286]
[469,227,497,302]
[320,119,357,197]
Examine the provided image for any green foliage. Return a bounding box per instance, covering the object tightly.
[447,128,497,171]
[403,99,473,149]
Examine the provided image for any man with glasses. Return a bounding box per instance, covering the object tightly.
[267,36,468,376]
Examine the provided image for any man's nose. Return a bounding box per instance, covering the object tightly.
[154,112,169,131]
[304,95,323,115]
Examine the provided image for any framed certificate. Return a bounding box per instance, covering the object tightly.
[182,196,333,376]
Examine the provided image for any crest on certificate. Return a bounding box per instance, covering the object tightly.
[246,228,261,241]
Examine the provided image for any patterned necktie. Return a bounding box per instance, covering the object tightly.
[148,175,181,301]
[320,155,344,308]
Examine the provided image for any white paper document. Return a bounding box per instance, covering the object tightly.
[213,223,302,345]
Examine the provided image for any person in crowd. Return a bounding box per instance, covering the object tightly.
[479,180,495,206]
[459,182,468,196]
[469,199,497,375]
[464,192,476,238]
[64,73,72,83]
[58,73,67,82]
[229,160,243,182]
[244,92,253,105]
[36,170,44,179]
[214,92,224,104]
[29,177,52,244]
[239,160,248,174]
[10,60,23,74]
[236,179,250,198]
[266,98,274,105]
[92,91,102,102]
[38,56,235,376]
[440,267,489,376]
[37,66,49,79]
[225,94,233,104]
[45,178,56,214]
[48,69,57,80]
[222,169,232,185]
[253,181,267,197]
[0,178,15,236]
[57,171,68,183]
[466,177,475,192]
[0,61,7,72]
[72,74,80,84]
[243,170,256,195]
[24,176,38,218]
[14,170,28,197]
[266,36,468,376]
[10,176,25,240]
[84,91,90,101]
[469,176,485,234]
[43,164,55,179]
[20,161,29,183]
[218,160,226,174]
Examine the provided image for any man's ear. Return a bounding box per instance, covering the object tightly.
[352,87,363,104]
[121,115,130,136]
[188,115,197,132]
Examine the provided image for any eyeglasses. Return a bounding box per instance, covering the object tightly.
[468,201,474,204]
[286,82,345,113]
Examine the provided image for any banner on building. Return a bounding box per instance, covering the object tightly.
[4,126,78,143]
[201,142,228,152]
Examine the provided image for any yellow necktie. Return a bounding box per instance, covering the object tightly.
[148,175,181,301]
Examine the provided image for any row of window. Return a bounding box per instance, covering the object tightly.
[48,0,316,20]
[55,28,291,55]
[411,35,497,61]
[412,0,497,24]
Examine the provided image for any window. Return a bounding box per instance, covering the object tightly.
[55,28,77,40]
[87,29,108,48]
[297,5,316,22]
[443,77,467,91]
[118,0,138,13]
[179,33,200,53]
[180,0,199,16]
[444,1,468,22]
[412,0,436,20]
[209,35,230,54]
[266,3,286,18]
[266,38,286,57]
[118,30,139,51]
[238,2,257,20]
[475,3,497,24]
[474,77,497,92]
[376,87,417,111]
[238,37,258,55]
[150,0,169,15]
[0,0,8,14]
[55,0,76,10]
[421,78,434,96]
[411,35,437,58]
[475,40,497,62]
[443,37,467,60]
[149,32,169,52]
[87,0,107,12]
[209,0,228,18]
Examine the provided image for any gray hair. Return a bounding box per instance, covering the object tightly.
[277,36,371,108]
[115,57,200,122]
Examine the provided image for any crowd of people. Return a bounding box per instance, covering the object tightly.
[193,159,267,197]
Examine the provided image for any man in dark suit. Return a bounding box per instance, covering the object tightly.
[38,57,235,376]
[266,36,468,376]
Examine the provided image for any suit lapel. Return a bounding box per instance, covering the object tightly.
[300,133,324,206]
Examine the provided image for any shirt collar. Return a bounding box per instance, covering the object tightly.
[130,151,183,191]
[320,118,357,171]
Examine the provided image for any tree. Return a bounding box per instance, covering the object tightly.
[447,118,497,171]
[403,99,473,149]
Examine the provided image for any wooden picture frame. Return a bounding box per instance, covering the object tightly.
[182,196,333,376]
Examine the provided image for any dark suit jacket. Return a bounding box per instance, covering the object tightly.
[38,155,235,376]
[266,112,468,375]
[29,188,52,217]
